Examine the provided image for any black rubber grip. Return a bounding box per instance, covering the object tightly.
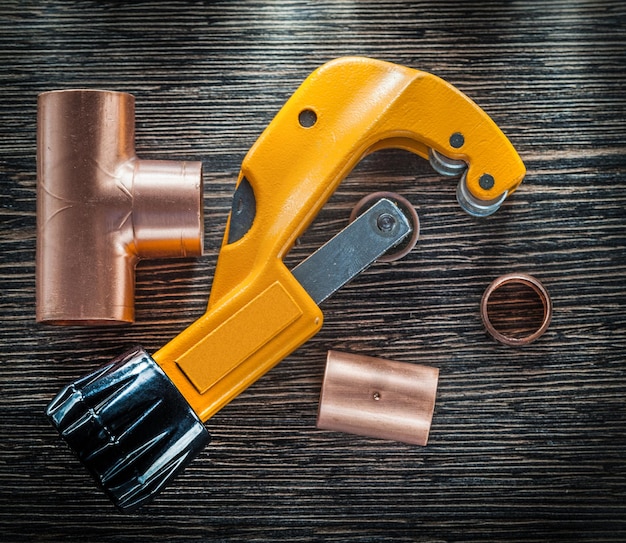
[46,346,210,513]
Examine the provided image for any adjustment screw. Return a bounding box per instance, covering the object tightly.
[376,213,396,233]
[479,173,495,190]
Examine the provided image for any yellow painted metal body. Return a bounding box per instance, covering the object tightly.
[153,57,526,422]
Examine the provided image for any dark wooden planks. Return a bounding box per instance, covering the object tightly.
[1,0,625,541]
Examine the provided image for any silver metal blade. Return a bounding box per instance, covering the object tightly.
[292,198,413,305]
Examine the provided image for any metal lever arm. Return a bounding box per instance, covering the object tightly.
[156,198,411,420]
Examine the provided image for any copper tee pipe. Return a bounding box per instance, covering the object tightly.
[37,90,204,325]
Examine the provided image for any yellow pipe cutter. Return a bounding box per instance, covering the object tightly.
[46,57,525,512]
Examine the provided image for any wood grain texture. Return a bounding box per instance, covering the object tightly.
[1,1,625,541]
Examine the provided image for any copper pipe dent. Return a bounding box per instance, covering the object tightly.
[37,90,204,325]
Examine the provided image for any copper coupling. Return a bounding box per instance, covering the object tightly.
[317,351,439,446]
[37,90,204,325]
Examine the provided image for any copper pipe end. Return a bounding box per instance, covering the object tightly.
[317,350,439,446]
[131,159,204,258]
[36,89,204,325]
[480,273,552,346]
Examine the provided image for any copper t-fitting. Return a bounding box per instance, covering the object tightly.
[37,90,204,325]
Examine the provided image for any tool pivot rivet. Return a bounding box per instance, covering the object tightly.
[450,132,465,148]
[479,173,495,190]
[298,108,317,128]
[376,213,396,232]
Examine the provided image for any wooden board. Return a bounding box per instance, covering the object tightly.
[0,1,625,541]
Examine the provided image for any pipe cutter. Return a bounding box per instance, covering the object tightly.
[46,57,526,512]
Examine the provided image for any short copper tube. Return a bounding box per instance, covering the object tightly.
[317,351,439,446]
[480,273,552,346]
[37,90,204,325]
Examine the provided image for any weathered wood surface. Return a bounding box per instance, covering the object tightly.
[1,1,625,541]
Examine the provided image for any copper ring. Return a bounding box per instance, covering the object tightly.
[349,191,420,262]
[480,273,552,346]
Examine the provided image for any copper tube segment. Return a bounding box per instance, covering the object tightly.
[36,90,204,325]
[480,273,552,346]
[317,350,439,446]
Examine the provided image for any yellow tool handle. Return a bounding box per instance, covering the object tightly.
[153,56,526,421]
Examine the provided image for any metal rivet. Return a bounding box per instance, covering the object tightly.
[479,173,495,190]
[373,392,381,401]
[298,109,317,128]
[350,192,420,262]
[449,132,465,148]
[376,213,396,233]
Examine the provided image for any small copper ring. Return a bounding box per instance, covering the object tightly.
[349,191,420,262]
[481,273,552,346]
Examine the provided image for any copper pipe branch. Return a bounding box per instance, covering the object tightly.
[37,90,204,325]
